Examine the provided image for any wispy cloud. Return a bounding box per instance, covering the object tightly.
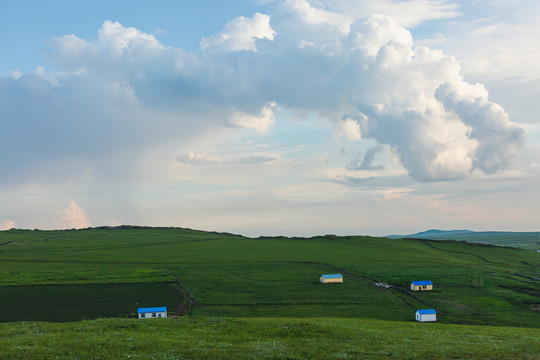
[177,151,276,166]
[347,145,386,171]
[177,151,224,165]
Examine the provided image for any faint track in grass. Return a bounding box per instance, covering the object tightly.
[0,237,223,253]
[0,258,174,265]
[166,268,197,316]
[414,238,504,265]
[197,301,377,307]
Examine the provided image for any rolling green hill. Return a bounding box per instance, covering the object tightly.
[1,227,538,328]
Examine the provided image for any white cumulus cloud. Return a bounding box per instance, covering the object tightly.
[0,219,16,230]
[336,118,362,141]
[0,0,526,188]
[55,199,92,229]
[200,12,276,51]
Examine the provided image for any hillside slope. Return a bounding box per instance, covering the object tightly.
[0,227,539,327]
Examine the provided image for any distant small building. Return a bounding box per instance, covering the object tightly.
[138,306,167,319]
[416,309,437,322]
[411,280,433,291]
[320,274,343,283]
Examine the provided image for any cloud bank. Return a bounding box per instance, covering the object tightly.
[0,0,525,187]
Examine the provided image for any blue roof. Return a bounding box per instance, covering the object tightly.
[138,307,167,313]
[321,274,343,279]
[416,309,437,315]
[412,280,433,286]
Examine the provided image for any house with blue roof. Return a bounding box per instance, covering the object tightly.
[320,274,343,284]
[415,309,437,322]
[137,306,167,319]
[410,280,433,291]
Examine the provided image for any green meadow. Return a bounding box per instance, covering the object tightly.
[1,317,539,360]
[0,227,539,358]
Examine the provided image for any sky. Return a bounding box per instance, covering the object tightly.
[1,0,540,237]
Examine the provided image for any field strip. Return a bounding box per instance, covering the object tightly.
[169,260,434,315]
[283,261,439,311]
[0,258,176,265]
[196,301,379,306]
[0,237,223,253]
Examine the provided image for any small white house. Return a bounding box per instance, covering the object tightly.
[138,306,167,319]
[415,309,437,322]
[320,274,343,283]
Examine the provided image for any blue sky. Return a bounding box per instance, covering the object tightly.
[1,0,539,236]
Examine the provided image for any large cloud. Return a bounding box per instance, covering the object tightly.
[0,1,525,187]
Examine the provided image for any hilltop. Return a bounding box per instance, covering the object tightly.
[386,229,474,238]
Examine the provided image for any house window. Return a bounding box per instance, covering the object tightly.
[152,313,156,317]
[141,313,145,318]
[158,314,162,318]
[422,285,426,289]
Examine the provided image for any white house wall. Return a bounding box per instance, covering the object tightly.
[138,311,167,319]
[419,314,436,322]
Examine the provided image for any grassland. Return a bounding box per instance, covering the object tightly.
[0,227,539,358]
[1,317,539,360]
[1,227,538,326]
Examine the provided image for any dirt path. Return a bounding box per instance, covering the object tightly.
[166,269,196,316]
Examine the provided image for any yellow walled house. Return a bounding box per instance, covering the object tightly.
[411,280,433,291]
[320,274,343,283]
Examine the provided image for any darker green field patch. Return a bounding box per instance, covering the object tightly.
[0,283,178,322]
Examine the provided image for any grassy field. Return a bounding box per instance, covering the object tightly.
[1,317,539,360]
[0,227,538,358]
[1,227,538,328]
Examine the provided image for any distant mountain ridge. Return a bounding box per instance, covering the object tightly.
[386,229,474,239]
[386,229,540,251]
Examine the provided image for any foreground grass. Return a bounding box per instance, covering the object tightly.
[0,317,538,360]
